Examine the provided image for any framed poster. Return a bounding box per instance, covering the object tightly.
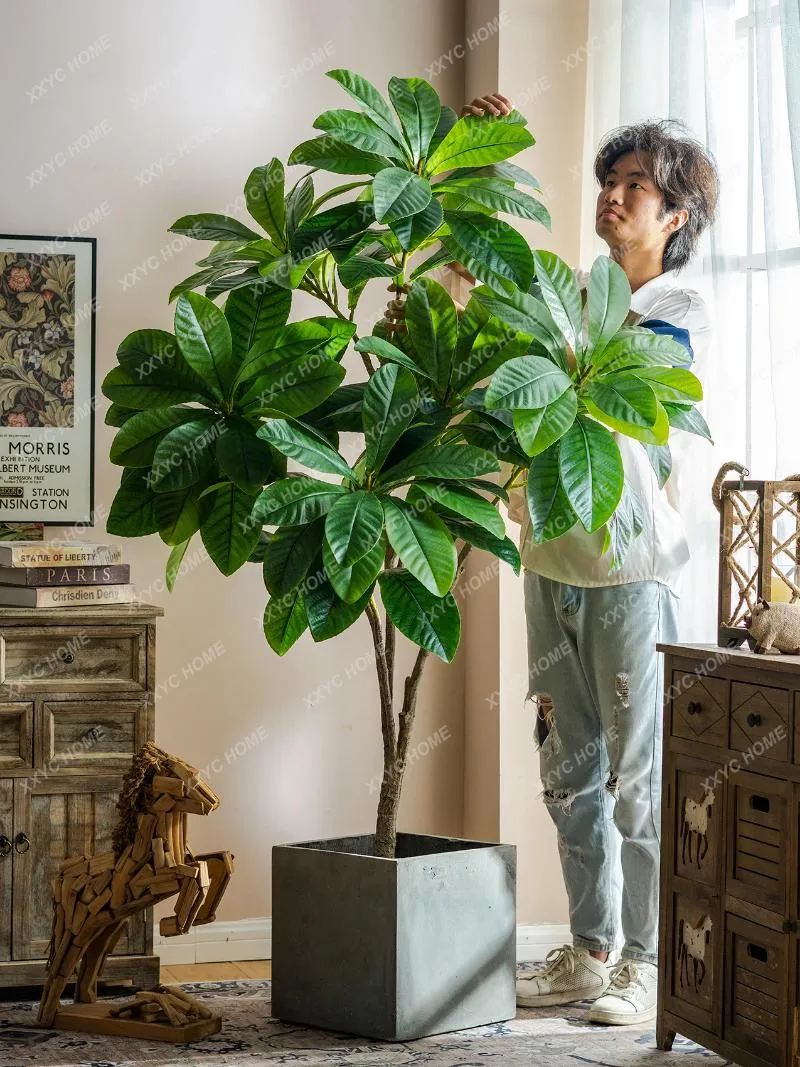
[0,235,96,524]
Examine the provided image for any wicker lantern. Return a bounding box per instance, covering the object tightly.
[713,462,800,647]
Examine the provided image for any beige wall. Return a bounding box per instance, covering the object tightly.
[3,0,470,922]
[5,0,590,929]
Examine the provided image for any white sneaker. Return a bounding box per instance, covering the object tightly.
[516,945,612,1007]
[588,959,658,1025]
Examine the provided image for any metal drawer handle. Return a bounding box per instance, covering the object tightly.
[13,832,30,854]
[0,835,10,858]
[687,700,702,716]
[746,712,762,728]
[57,648,75,664]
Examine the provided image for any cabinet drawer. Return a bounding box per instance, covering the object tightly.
[0,703,33,771]
[724,914,786,1064]
[664,887,719,1033]
[727,773,789,913]
[0,627,146,691]
[670,671,729,747]
[42,700,146,770]
[731,682,791,763]
[672,760,722,887]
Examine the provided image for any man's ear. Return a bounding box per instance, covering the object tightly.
[665,208,689,236]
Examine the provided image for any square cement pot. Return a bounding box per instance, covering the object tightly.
[271,831,516,1041]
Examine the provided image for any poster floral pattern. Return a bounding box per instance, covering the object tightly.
[0,252,75,428]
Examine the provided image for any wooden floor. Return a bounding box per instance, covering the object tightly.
[161,960,271,983]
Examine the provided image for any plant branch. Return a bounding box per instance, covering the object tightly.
[366,599,396,762]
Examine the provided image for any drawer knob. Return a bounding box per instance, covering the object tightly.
[746,712,762,728]
[687,700,702,716]
[57,648,75,664]
[0,835,10,858]
[13,831,30,854]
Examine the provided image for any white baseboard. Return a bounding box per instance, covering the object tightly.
[155,919,570,966]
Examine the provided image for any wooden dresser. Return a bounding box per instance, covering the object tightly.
[657,642,800,1067]
[0,603,163,990]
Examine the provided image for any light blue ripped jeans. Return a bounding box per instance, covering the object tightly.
[524,571,679,965]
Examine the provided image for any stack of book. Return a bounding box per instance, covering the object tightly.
[0,541,133,607]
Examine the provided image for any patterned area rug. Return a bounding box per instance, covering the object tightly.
[0,979,731,1067]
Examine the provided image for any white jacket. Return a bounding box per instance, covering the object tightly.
[509,270,712,592]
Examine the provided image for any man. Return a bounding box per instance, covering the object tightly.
[459,93,719,1025]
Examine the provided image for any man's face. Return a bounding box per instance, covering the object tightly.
[595,150,671,259]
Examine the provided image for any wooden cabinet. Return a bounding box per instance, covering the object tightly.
[658,643,800,1067]
[0,604,162,990]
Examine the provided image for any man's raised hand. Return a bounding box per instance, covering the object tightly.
[460,92,513,118]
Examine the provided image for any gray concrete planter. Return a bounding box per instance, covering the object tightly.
[271,832,516,1041]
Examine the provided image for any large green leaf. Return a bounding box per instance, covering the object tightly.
[290,202,374,260]
[388,76,440,163]
[382,497,456,596]
[165,538,191,591]
[116,328,180,368]
[389,198,444,251]
[109,407,200,467]
[262,520,325,596]
[437,515,520,573]
[363,364,418,472]
[305,317,357,362]
[101,365,209,410]
[450,307,527,396]
[150,416,220,494]
[326,69,405,147]
[405,277,458,393]
[379,442,499,486]
[526,444,579,542]
[169,213,261,242]
[627,366,703,403]
[513,388,578,457]
[244,160,286,246]
[338,256,398,288]
[323,537,384,603]
[200,483,261,575]
[354,335,433,380]
[664,402,713,442]
[288,136,390,175]
[175,292,235,399]
[325,490,385,565]
[285,174,315,233]
[587,257,631,357]
[253,476,348,526]
[235,320,335,385]
[425,115,534,175]
[558,416,624,532]
[444,213,535,291]
[585,375,660,429]
[417,482,505,537]
[256,418,355,480]
[372,168,432,223]
[224,284,291,361]
[434,177,550,228]
[106,467,159,537]
[216,417,276,492]
[471,284,567,368]
[643,442,673,488]
[155,484,210,546]
[238,359,346,419]
[263,587,308,655]
[486,355,573,410]
[379,570,460,661]
[314,109,405,159]
[305,577,373,640]
[589,327,687,375]
[532,251,583,352]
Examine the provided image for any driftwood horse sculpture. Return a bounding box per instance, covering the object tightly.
[39,742,234,1027]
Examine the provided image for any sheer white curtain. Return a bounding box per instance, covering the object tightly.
[580,0,800,640]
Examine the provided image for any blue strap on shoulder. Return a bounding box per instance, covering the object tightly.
[638,318,694,368]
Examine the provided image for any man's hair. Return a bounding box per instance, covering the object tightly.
[594,120,719,271]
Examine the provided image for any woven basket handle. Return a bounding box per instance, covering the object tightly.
[712,461,749,512]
